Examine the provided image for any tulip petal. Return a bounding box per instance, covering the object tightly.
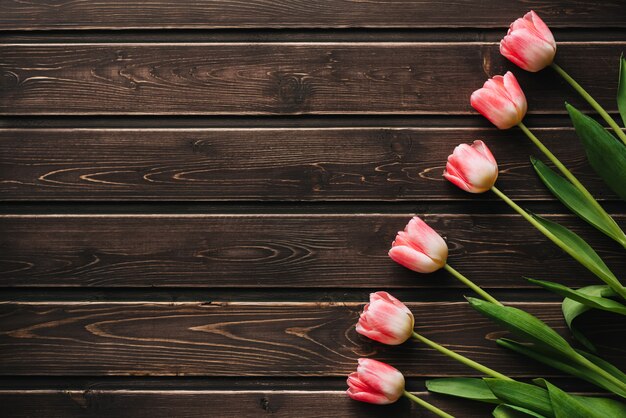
[500,11,555,72]
[470,87,520,129]
[444,141,499,193]
[347,390,392,405]
[472,140,497,165]
[404,217,448,264]
[389,245,442,273]
[503,72,527,116]
[528,11,555,44]
[444,170,473,192]
[358,359,405,399]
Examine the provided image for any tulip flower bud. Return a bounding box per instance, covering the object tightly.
[444,140,498,193]
[347,358,405,405]
[500,11,556,72]
[356,291,414,345]
[388,216,448,273]
[470,72,527,129]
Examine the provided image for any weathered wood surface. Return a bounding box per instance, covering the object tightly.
[1,43,623,115]
[1,301,622,377]
[1,127,620,201]
[1,0,624,30]
[2,1,626,416]
[0,390,493,418]
[1,214,624,288]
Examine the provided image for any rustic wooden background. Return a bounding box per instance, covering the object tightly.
[1,1,625,416]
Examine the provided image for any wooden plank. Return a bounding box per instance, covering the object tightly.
[1,1,624,30]
[0,127,618,201]
[1,390,492,418]
[0,301,622,376]
[1,214,623,288]
[0,43,622,115]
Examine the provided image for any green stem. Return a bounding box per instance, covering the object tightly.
[403,391,455,418]
[519,122,591,199]
[444,264,502,306]
[411,331,512,381]
[491,185,626,301]
[575,354,626,396]
[518,122,626,249]
[551,62,626,146]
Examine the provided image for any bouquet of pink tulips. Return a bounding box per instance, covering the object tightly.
[347,11,626,417]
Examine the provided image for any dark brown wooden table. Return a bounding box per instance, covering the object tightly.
[1,1,625,416]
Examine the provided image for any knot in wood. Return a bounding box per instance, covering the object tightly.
[382,130,413,158]
[0,71,19,90]
[305,164,330,192]
[275,74,311,111]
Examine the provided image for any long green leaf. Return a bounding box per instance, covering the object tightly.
[567,103,626,202]
[484,379,554,417]
[467,297,578,359]
[529,214,625,299]
[425,377,499,403]
[571,392,626,416]
[536,379,621,418]
[575,348,626,386]
[527,278,626,315]
[562,285,616,350]
[493,404,547,418]
[617,55,626,127]
[530,157,626,245]
[497,338,626,397]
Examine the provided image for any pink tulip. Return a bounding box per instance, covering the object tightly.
[347,358,405,405]
[356,291,414,345]
[500,11,556,72]
[470,72,527,129]
[388,216,448,273]
[444,140,498,193]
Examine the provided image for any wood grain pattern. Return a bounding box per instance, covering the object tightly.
[0,127,619,201]
[2,2,626,416]
[1,0,624,30]
[0,390,492,418]
[1,214,624,288]
[1,43,623,115]
[1,301,622,376]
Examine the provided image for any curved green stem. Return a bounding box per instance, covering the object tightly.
[444,264,502,306]
[411,331,512,381]
[403,391,455,418]
[518,122,626,249]
[551,63,626,146]
[575,354,626,396]
[491,185,626,301]
[519,122,592,199]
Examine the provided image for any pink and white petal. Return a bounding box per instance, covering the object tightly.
[509,14,534,33]
[502,72,527,114]
[444,171,473,192]
[367,300,411,332]
[471,88,520,129]
[358,365,404,399]
[503,33,553,72]
[500,37,533,71]
[347,373,369,391]
[482,75,510,99]
[377,291,412,315]
[444,160,469,184]
[528,11,555,45]
[462,162,498,193]
[404,217,447,261]
[347,390,391,404]
[388,246,441,273]
[356,323,396,344]
[471,140,497,165]
[391,231,412,248]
